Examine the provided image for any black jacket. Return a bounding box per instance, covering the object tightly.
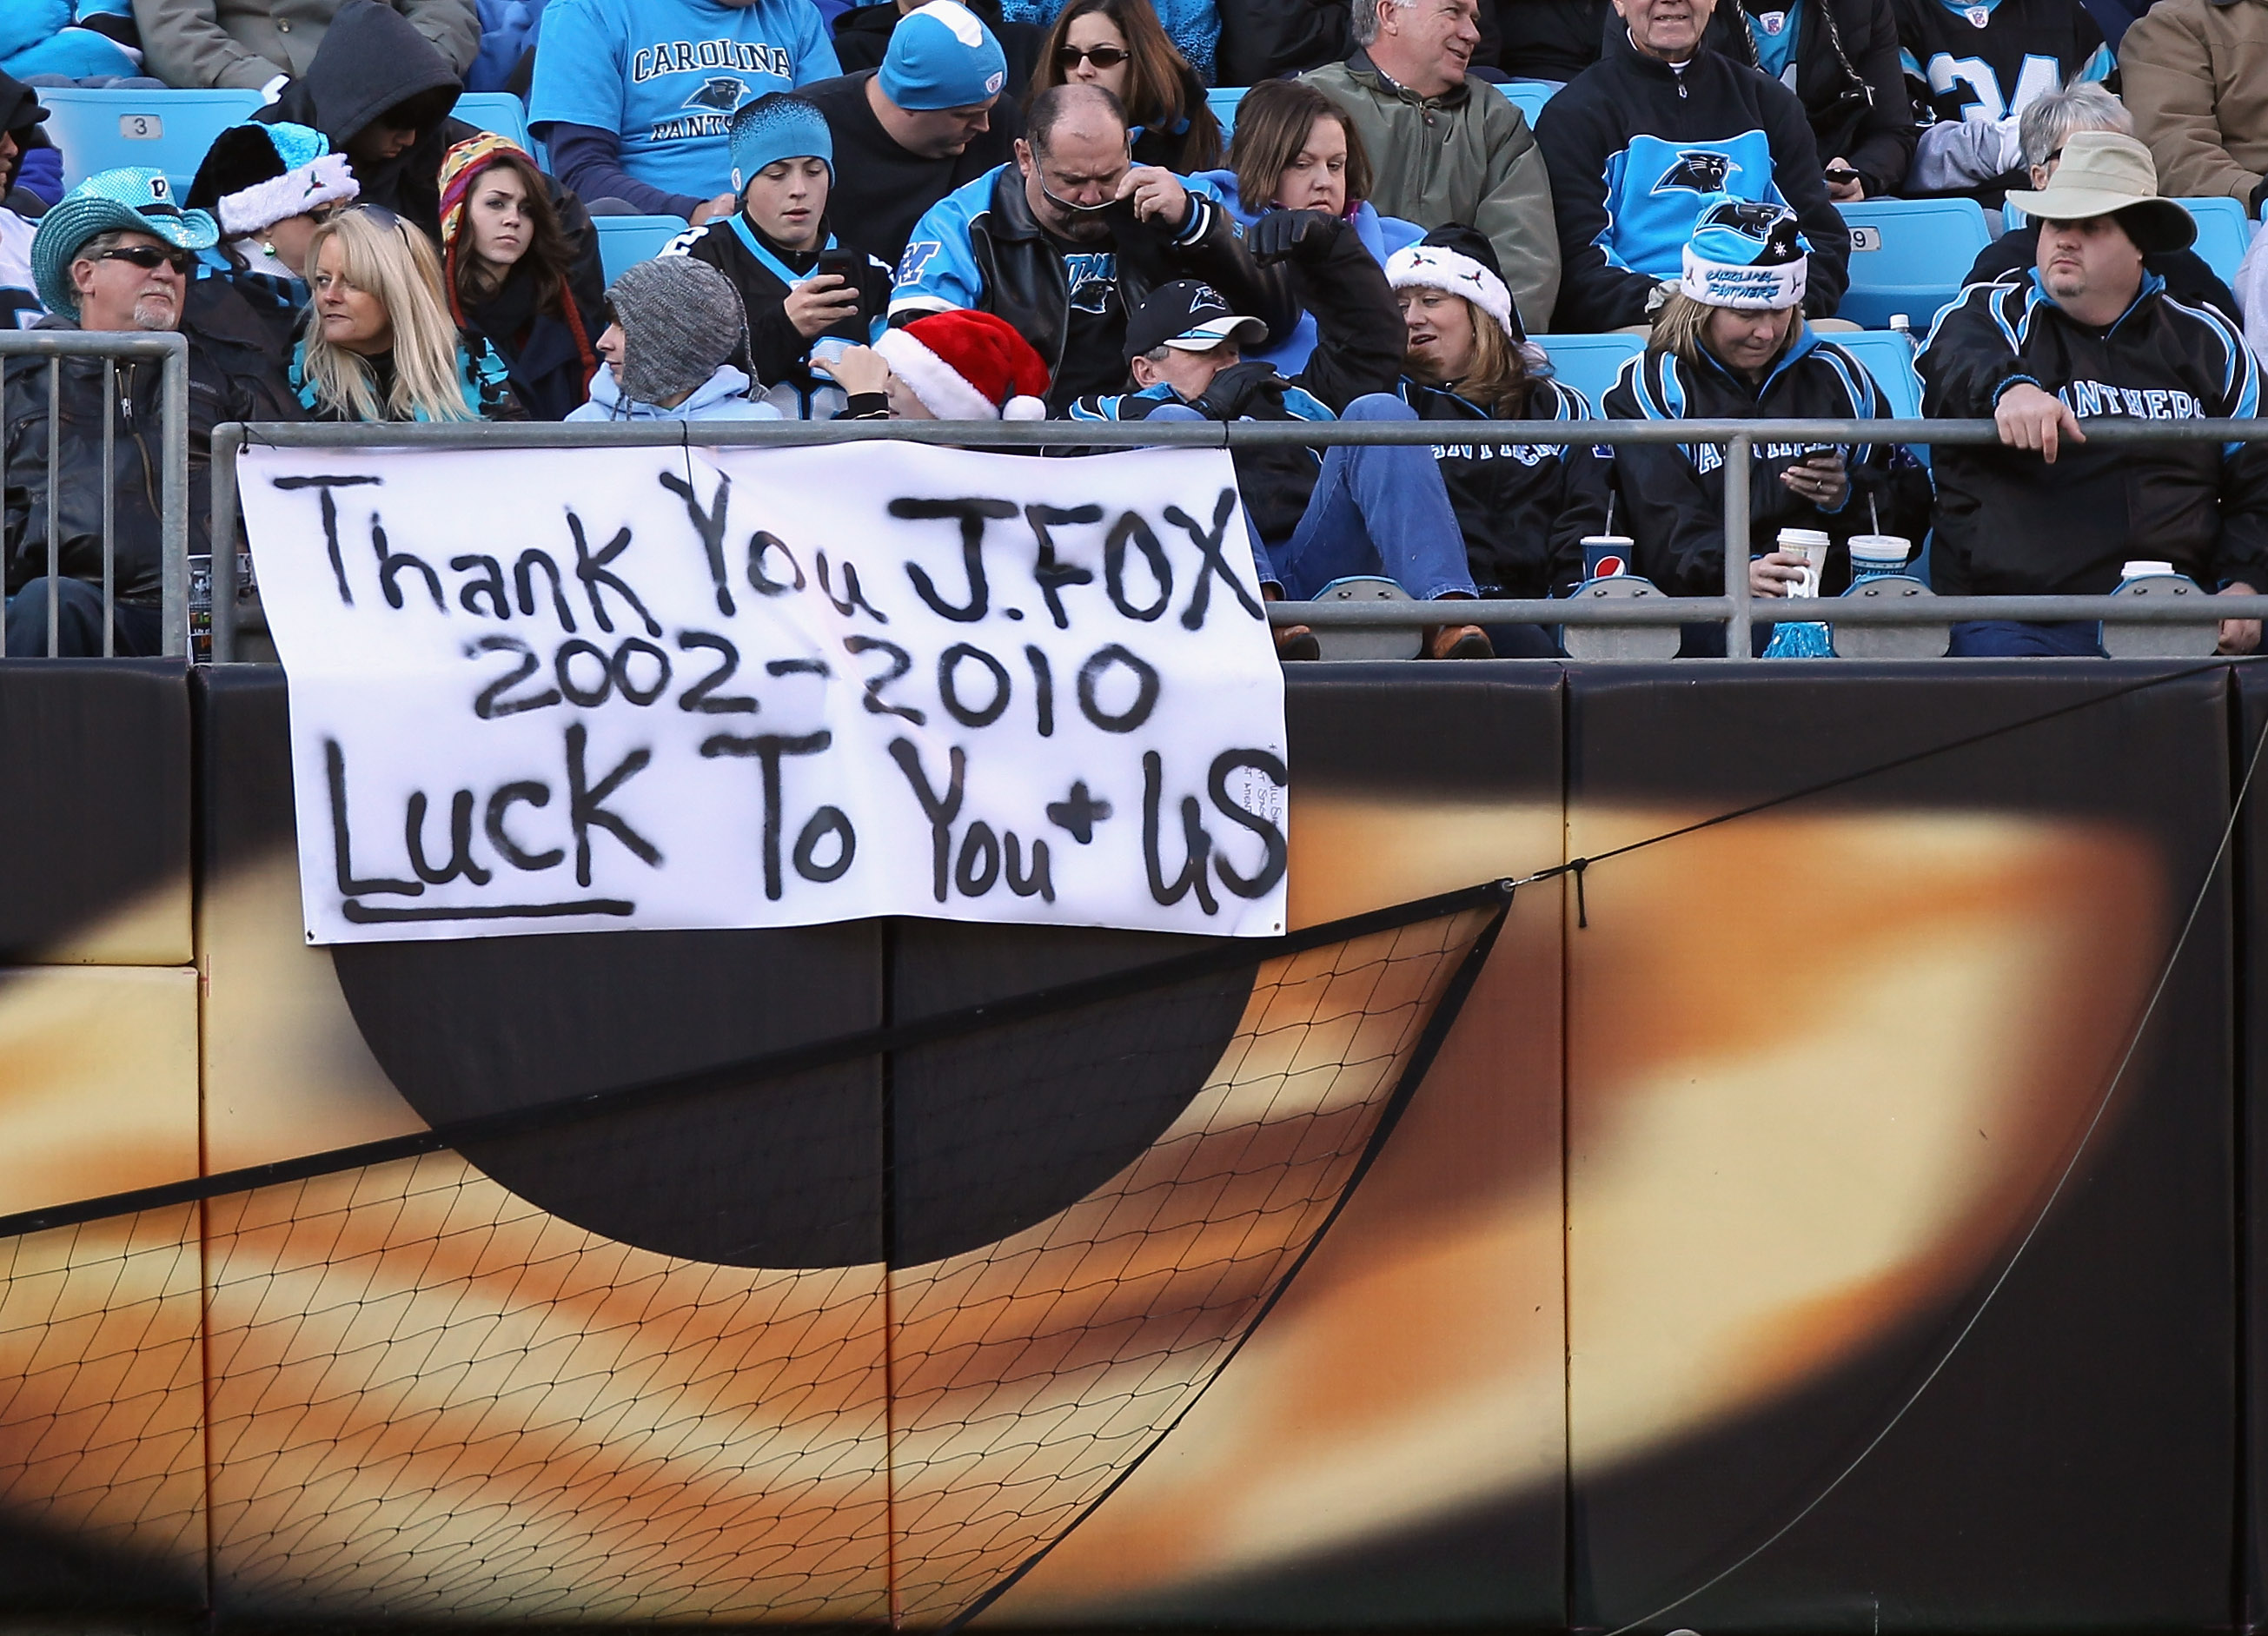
[1964,224,2238,320]
[1918,272,2268,595]
[257,0,469,240]
[680,213,895,417]
[1065,211,1403,543]
[1400,373,1612,596]
[456,180,607,421]
[1705,0,1914,198]
[891,164,1296,410]
[4,296,301,607]
[1217,0,1350,85]
[1535,28,1852,329]
[1492,0,1613,81]
[1602,326,1914,594]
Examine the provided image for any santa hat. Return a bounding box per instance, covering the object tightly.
[875,309,1048,419]
[1385,224,1523,342]
[188,121,359,239]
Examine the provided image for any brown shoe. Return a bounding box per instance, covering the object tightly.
[1426,622,1494,659]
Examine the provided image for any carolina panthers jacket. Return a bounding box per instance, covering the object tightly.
[1065,211,1403,546]
[1917,270,2268,596]
[1602,327,1911,594]
[1535,28,1853,331]
[891,163,1293,411]
[1397,374,1613,598]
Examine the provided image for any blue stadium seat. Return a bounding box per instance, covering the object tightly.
[1835,197,1993,330]
[2178,195,2251,286]
[1537,332,1641,407]
[1829,328,1921,421]
[1208,86,1244,135]
[595,215,687,283]
[454,91,534,153]
[39,86,263,194]
[1494,81,1555,126]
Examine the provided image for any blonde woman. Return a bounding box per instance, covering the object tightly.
[288,206,521,424]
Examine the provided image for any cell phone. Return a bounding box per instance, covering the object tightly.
[816,248,861,285]
[1823,165,1860,185]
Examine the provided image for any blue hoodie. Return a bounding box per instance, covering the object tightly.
[568,361,785,421]
[1192,169,1424,375]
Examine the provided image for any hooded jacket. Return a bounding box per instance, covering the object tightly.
[3,290,302,606]
[255,0,473,238]
[568,361,784,420]
[1399,373,1613,597]
[1704,0,1915,198]
[1299,53,1562,330]
[1602,325,1909,595]
[890,162,1294,410]
[1918,269,2268,595]
[134,0,481,91]
[677,210,892,418]
[2119,0,2268,205]
[1535,28,1852,329]
[1064,209,1404,544]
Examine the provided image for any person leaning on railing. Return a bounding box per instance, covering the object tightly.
[1917,131,2267,659]
[1603,197,1918,658]
[5,169,302,659]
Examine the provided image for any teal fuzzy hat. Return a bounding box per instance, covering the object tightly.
[33,168,218,320]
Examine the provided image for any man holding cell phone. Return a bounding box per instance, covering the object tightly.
[672,91,895,421]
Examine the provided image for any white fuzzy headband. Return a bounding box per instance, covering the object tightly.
[220,151,360,238]
[1385,242,1517,341]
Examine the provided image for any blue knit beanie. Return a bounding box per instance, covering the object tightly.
[728,92,833,192]
[879,0,1007,111]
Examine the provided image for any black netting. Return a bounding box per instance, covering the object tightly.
[0,893,1504,1620]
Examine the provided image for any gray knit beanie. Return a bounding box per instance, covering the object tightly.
[607,256,749,407]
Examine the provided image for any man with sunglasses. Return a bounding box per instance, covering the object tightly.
[3,169,298,658]
[799,0,1024,267]
[890,80,1291,411]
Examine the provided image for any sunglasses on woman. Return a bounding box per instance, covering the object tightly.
[95,244,194,275]
[1058,43,1131,68]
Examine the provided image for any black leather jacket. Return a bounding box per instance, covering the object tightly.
[891,163,1295,410]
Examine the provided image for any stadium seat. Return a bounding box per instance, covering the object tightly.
[39,86,263,194]
[1537,332,1641,407]
[1831,328,1921,421]
[1834,196,1992,330]
[454,91,534,153]
[1208,86,1244,135]
[1494,81,1555,126]
[595,215,686,283]
[2178,195,2251,286]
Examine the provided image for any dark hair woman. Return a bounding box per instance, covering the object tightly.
[1030,0,1221,173]
[1194,76,1422,372]
[435,135,606,421]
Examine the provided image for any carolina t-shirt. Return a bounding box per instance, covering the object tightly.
[532,0,843,197]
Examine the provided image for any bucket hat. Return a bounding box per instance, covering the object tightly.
[33,168,219,320]
[2002,131,2196,254]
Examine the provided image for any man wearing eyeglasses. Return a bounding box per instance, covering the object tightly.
[3,169,298,657]
[890,80,1292,411]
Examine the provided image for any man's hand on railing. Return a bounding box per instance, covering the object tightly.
[1994,383,2086,465]
[2218,581,2262,656]
[1750,552,1807,598]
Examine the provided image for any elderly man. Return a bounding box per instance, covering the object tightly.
[890,82,1291,409]
[1535,0,1850,331]
[800,0,1023,267]
[1918,131,2267,659]
[2120,0,2268,208]
[5,170,296,658]
[1299,0,1559,330]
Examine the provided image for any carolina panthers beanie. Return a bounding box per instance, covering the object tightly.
[729,92,833,192]
[879,1,1008,112]
[1679,194,1808,311]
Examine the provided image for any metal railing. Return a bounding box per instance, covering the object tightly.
[207,414,2268,663]
[0,330,190,659]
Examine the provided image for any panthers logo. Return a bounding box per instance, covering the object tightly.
[1653,149,1737,193]
[680,76,748,113]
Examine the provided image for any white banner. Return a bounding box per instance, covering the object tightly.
[242,442,1289,944]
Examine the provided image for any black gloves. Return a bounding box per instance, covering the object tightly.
[1248,207,1342,265]
[1193,360,1284,420]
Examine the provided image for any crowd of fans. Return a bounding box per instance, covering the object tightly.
[0,0,2263,658]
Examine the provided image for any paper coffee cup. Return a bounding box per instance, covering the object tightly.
[1847,533,1910,581]
[2120,560,2177,582]
[1582,535,1635,580]
[1777,527,1829,599]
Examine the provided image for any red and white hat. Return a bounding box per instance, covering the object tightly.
[875,308,1049,420]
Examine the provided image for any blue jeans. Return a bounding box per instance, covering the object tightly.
[5,577,162,657]
[1947,619,2104,658]
[1270,395,1476,602]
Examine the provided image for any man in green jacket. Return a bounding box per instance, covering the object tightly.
[1300,0,1561,330]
